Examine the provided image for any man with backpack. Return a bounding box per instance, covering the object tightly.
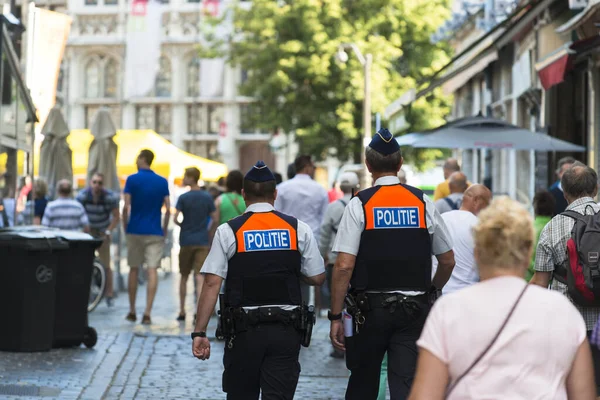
[434,172,468,214]
[531,161,600,395]
[319,171,359,358]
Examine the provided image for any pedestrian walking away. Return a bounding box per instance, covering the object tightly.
[531,161,600,395]
[548,156,575,215]
[122,149,171,325]
[409,197,596,400]
[433,184,491,295]
[213,170,246,227]
[42,179,90,232]
[275,155,328,304]
[174,167,216,322]
[434,171,468,214]
[328,128,456,400]
[433,158,467,201]
[527,190,555,282]
[192,160,326,400]
[77,172,120,305]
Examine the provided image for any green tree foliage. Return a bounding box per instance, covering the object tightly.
[220,0,453,165]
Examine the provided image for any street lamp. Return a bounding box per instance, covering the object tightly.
[336,43,373,189]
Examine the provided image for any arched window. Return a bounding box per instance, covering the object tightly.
[104,58,118,98]
[84,54,120,98]
[155,56,172,97]
[187,56,200,97]
[84,58,100,98]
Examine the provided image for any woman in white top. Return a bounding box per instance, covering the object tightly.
[409,196,595,400]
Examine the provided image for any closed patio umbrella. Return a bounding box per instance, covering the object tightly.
[409,115,586,152]
[88,108,120,193]
[39,107,73,198]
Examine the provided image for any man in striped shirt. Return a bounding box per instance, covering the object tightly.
[42,179,90,232]
[77,172,120,305]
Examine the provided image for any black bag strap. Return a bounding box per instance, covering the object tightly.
[445,284,529,398]
[561,210,586,221]
[331,199,348,234]
[443,197,457,210]
[226,193,243,215]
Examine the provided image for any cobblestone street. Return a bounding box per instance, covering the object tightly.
[0,269,350,399]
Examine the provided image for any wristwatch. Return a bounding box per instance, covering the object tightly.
[191,331,207,339]
[327,311,342,321]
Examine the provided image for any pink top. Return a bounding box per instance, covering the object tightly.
[417,276,586,400]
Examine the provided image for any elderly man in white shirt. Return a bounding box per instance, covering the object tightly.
[433,184,492,295]
[276,155,328,303]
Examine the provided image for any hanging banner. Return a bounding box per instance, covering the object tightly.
[26,6,72,128]
[124,0,163,98]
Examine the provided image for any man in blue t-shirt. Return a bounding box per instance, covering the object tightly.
[122,149,170,325]
[173,167,216,321]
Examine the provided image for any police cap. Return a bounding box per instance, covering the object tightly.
[245,160,276,183]
[368,128,400,156]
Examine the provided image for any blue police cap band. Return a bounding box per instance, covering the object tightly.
[245,160,276,182]
[368,128,400,156]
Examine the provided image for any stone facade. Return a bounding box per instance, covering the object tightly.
[60,0,290,173]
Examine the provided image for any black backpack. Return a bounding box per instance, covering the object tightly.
[556,209,600,306]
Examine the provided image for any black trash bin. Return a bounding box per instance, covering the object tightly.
[50,231,103,349]
[0,230,68,352]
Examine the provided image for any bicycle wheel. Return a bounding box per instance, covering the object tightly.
[88,258,106,313]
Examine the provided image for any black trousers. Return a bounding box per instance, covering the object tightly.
[223,323,302,400]
[344,301,430,400]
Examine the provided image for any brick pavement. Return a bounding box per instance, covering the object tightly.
[0,270,353,399]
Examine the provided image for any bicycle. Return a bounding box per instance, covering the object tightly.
[88,257,106,312]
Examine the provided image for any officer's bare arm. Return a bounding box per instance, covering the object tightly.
[301,272,326,286]
[194,273,223,332]
[330,252,355,315]
[432,250,455,289]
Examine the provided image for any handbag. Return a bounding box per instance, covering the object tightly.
[445,284,529,398]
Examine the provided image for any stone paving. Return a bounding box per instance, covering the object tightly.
[0,269,353,399]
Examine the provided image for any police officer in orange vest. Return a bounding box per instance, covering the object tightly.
[328,129,456,400]
[192,160,326,400]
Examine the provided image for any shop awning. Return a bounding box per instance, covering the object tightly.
[556,0,600,33]
[442,51,499,95]
[534,37,600,90]
[384,0,554,121]
[535,43,575,90]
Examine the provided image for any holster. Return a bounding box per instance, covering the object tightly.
[217,295,237,341]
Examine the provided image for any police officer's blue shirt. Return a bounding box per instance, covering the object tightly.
[201,202,325,310]
[124,169,169,236]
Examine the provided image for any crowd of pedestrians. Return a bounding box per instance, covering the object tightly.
[6,131,600,399]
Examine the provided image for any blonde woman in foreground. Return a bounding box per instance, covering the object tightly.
[408,197,596,400]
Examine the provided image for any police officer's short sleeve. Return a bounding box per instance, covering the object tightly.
[331,197,364,256]
[297,220,325,277]
[423,194,453,255]
[200,224,236,278]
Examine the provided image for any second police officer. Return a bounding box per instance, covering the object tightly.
[328,129,456,400]
[191,160,326,400]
